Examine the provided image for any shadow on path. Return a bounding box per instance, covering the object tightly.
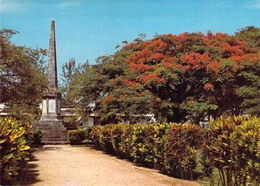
[1,148,42,186]
[85,142,203,182]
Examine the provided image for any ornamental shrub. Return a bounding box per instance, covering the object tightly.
[118,124,133,159]
[89,126,102,147]
[204,115,260,185]
[98,124,113,152]
[0,118,31,180]
[86,122,205,180]
[230,116,260,184]
[68,129,86,145]
[29,129,42,145]
[152,123,171,170]
[130,124,152,164]
[164,123,205,179]
[111,124,124,155]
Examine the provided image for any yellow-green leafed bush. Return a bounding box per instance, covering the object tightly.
[86,123,205,180]
[130,124,152,163]
[118,124,133,159]
[89,125,102,148]
[152,123,171,170]
[111,124,124,155]
[98,124,113,152]
[0,118,31,180]
[231,116,260,185]
[205,115,260,185]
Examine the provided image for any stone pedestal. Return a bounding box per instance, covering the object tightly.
[41,93,62,121]
[34,121,69,144]
[35,93,69,144]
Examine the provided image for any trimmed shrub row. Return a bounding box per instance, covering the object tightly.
[70,115,260,184]
[68,127,92,145]
[89,123,204,179]
[0,118,31,180]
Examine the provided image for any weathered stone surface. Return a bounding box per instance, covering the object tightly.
[34,20,68,144]
[34,121,69,144]
[46,20,58,95]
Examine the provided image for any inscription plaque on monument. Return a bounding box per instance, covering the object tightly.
[49,100,56,113]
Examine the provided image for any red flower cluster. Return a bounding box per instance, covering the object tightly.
[204,83,214,90]
[104,95,113,104]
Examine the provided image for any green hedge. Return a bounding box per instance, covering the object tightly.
[73,115,260,183]
[89,123,204,179]
[68,127,92,145]
[0,118,31,180]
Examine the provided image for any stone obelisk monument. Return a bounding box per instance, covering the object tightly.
[41,20,62,121]
[35,20,68,144]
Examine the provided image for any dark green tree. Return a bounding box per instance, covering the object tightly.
[235,26,260,50]
[60,58,88,107]
[0,29,48,121]
[234,26,260,116]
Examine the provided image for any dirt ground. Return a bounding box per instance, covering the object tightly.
[14,144,200,186]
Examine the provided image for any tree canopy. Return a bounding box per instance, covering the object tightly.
[74,31,259,124]
[0,29,48,120]
[235,26,260,50]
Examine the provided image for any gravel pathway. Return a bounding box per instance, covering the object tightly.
[15,145,200,186]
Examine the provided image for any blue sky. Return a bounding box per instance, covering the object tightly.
[1,0,260,76]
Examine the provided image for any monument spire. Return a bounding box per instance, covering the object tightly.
[47,20,58,93]
[40,20,62,121]
[35,20,68,144]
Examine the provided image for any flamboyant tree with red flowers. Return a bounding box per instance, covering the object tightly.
[79,31,259,124]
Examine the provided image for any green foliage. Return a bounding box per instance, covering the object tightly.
[0,29,48,120]
[0,118,31,180]
[60,58,89,108]
[73,31,259,124]
[63,116,81,130]
[29,129,42,145]
[203,115,260,185]
[87,116,260,183]
[68,128,88,145]
[117,124,133,159]
[87,123,205,180]
[230,116,260,185]
[98,124,114,152]
[235,26,260,50]
[164,124,204,179]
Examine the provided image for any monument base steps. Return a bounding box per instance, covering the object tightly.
[34,120,69,144]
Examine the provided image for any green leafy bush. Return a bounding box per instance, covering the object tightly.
[68,129,86,145]
[111,124,124,155]
[29,129,42,145]
[118,124,133,159]
[203,115,260,185]
[86,116,260,183]
[164,123,204,179]
[98,124,113,152]
[89,126,102,147]
[231,116,260,184]
[0,118,31,180]
[87,122,205,180]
